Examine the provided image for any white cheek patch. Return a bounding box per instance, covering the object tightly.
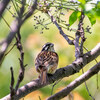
[45,46,49,50]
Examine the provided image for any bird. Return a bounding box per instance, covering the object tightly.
[35,42,59,84]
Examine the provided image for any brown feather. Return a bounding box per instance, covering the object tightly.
[35,50,59,84]
[40,68,47,84]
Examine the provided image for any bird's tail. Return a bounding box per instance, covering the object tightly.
[40,68,47,84]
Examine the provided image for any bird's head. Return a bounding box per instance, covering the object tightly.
[41,42,55,52]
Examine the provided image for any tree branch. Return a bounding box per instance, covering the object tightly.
[75,11,85,58]
[47,10,85,59]
[10,67,15,100]
[2,43,100,100]
[47,11,74,45]
[22,0,37,22]
[47,62,100,100]
[0,0,10,18]
[14,31,25,92]
[0,0,37,65]
[9,30,26,99]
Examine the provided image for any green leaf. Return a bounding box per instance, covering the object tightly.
[95,2,100,17]
[77,11,81,18]
[15,0,21,4]
[87,13,96,25]
[69,11,78,26]
[15,0,28,5]
[78,0,86,10]
[96,1,100,8]
[78,0,86,4]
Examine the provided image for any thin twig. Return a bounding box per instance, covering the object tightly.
[39,96,41,100]
[11,0,19,16]
[15,31,25,92]
[10,67,15,100]
[22,0,37,22]
[47,11,74,45]
[75,11,85,58]
[6,7,16,17]
[51,79,62,95]
[1,15,11,30]
[79,11,85,56]
[82,68,95,100]
[4,43,16,56]
[9,27,25,100]
[94,59,99,89]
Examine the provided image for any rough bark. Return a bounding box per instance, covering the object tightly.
[1,43,100,100]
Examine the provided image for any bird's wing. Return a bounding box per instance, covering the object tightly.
[35,51,58,72]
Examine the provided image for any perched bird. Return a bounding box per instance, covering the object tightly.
[35,42,59,84]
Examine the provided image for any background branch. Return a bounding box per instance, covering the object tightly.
[14,31,25,92]
[0,0,37,65]
[0,0,10,18]
[9,29,26,99]
[2,43,100,100]
[47,11,74,45]
[47,62,100,100]
[10,67,15,100]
